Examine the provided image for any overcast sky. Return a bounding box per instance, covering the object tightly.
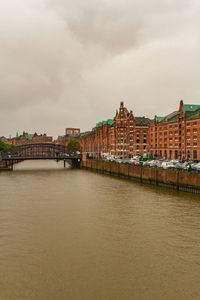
[1,0,200,138]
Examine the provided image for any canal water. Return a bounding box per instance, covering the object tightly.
[0,160,200,300]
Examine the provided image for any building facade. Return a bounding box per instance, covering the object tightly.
[80,102,152,159]
[55,128,81,146]
[149,100,200,160]
[7,132,53,145]
[80,100,200,161]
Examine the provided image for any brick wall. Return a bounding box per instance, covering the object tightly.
[81,160,200,194]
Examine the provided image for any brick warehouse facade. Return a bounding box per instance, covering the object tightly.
[7,132,53,146]
[80,100,200,161]
[149,100,200,160]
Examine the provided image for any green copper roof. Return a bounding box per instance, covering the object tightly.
[155,116,165,122]
[16,132,19,139]
[185,109,200,120]
[186,112,199,120]
[168,114,178,123]
[120,101,124,105]
[96,122,102,128]
[183,104,200,112]
[114,109,118,120]
[25,134,34,140]
[95,119,114,128]
[107,119,114,126]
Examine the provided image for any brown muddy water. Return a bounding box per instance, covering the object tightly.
[0,160,200,300]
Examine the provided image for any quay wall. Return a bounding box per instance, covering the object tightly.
[81,160,200,195]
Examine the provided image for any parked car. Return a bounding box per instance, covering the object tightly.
[161,161,176,169]
[190,162,200,172]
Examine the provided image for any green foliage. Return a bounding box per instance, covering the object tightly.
[0,139,16,151]
[67,139,81,152]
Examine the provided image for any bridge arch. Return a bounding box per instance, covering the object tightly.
[0,143,81,169]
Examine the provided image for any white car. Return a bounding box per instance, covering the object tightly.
[161,161,175,169]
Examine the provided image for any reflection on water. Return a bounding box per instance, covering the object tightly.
[0,160,200,300]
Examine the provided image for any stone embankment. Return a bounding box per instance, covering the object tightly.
[81,160,200,195]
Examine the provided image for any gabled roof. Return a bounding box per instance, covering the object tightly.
[185,108,200,120]
[114,110,118,120]
[135,117,153,125]
[155,116,165,122]
[183,104,200,112]
[25,134,34,140]
[160,111,179,123]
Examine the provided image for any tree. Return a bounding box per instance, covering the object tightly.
[67,139,81,152]
[0,139,16,151]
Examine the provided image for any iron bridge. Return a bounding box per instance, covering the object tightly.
[0,143,82,169]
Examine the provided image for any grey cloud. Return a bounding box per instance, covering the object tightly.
[0,0,200,138]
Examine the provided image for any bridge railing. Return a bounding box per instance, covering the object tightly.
[0,146,82,160]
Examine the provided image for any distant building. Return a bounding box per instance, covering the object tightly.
[0,136,8,143]
[55,128,81,146]
[7,132,53,145]
[65,128,80,136]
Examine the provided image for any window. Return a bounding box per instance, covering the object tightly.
[66,130,72,134]
[193,150,197,159]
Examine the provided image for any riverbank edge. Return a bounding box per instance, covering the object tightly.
[81,160,200,195]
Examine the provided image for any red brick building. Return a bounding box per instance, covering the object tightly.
[80,100,200,161]
[80,102,152,159]
[55,128,81,146]
[7,132,53,145]
[149,100,200,160]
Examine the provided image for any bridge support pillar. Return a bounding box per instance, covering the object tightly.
[71,159,81,169]
[64,160,66,168]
